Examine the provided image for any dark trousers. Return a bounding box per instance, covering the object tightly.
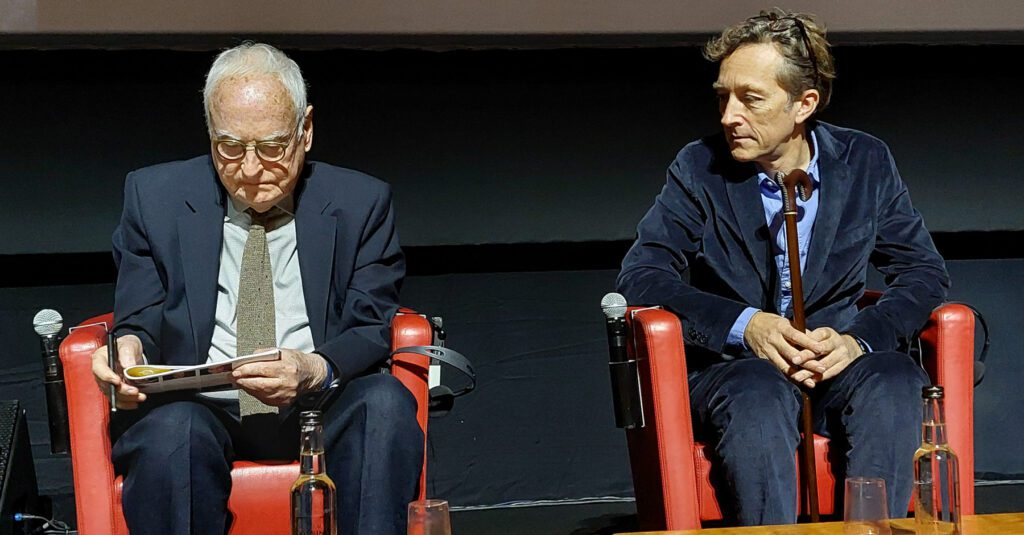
[688,352,928,526]
[111,373,424,535]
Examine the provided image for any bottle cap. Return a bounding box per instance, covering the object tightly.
[299,410,322,426]
[922,385,944,399]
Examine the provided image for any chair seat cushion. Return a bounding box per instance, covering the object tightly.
[115,460,300,535]
[693,434,837,520]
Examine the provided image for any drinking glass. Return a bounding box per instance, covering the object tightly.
[408,499,452,535]
[844,477,892,535]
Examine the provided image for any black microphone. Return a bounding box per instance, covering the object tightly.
[32,309,70,455]
[602,293,644,429]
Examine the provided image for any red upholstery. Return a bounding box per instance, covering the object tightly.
[624,299,976,530]
[59,311,434,535]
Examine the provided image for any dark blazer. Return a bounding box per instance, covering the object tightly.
[617,121,949,363]
[112,155,404,382]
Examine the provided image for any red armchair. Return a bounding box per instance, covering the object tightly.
[623,297,976,530]
[59,310,434,535]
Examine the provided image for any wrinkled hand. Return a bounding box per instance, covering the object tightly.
[744,311,827,388]
[232,349,329,407]
[800,327,864,383]
[91,334,147,410]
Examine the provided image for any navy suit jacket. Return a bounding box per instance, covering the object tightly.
[112,155,404,382]
[617,121,949,364]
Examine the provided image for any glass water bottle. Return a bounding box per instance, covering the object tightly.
[291,410,337,535]
[913,386,961,535]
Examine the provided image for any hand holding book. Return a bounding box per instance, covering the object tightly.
[123,349,281,393]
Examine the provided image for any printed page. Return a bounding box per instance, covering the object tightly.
[123,349,280,393]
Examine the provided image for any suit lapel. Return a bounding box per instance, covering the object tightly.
[294,167,336,347]
[804,125,853,305]
[177,160,225,363]
[724,170,772,299]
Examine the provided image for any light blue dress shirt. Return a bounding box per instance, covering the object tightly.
[725,131,821,354]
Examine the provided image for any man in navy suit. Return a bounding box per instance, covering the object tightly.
[617,10,948,525]
[90,43,422,535]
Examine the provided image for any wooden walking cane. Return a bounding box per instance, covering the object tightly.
[774,169,820,522]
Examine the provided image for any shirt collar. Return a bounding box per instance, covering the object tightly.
[225,195,295,228]
[807,129,821,184]
[757,130,821,191]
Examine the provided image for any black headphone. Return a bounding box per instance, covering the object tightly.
[390,345,476,416]
[311,316,476,415]
[910,301,990,387]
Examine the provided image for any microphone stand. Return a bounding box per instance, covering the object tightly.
[777,169,820,522]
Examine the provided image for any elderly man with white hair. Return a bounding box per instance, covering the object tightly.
[90,42,421,535]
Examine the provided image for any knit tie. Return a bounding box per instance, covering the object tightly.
[236,208,279,417]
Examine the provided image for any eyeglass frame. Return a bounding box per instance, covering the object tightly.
[211,128,302,163]
[747,13,821,90]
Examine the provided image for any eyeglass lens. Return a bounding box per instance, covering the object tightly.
[216,141,288,161]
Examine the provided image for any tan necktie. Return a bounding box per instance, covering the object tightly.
[236,208,279,417]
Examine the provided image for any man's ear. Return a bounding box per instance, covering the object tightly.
[794,89,820,124]
[302,105,314,152]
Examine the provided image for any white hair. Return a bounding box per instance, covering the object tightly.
[203,42,307,136]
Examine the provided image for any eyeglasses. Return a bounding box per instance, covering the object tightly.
[749,13,820,87]
[213,134,295,162]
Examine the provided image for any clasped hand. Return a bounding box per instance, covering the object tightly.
[91,337,329,410]
[743,311,864,388]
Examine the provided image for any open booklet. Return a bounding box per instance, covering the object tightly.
[122,349,281,394]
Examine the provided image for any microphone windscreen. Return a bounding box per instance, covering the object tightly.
[601,292,628,319]
[32,309,63,337]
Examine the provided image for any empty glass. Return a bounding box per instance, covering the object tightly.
[844,477,892,535]
[408,499,452,535]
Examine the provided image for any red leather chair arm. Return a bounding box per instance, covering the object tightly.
[624,307,701,531]
[919,303,976,515]
[58,313,118,535]
[391,312,432,433]
[390,310,434,501]
[859,293,976,514]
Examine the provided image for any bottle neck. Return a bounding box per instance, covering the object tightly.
[921,396,948,446]
[298,422,326,475]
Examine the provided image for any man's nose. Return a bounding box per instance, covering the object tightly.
[240,148,262,177]
[720,96,742,127]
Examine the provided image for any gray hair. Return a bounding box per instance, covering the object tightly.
[203,42,308,136]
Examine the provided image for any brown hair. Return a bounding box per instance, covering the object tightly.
[704,8,836,113]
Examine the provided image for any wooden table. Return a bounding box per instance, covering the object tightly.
[621,512,1024,534]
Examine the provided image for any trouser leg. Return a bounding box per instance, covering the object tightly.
[321,373,425,535]
[813,352,929,518]
[112,400,234,535]
[689,358,804,525]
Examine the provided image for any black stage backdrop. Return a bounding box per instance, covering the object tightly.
[1,44,1022,526]
[1,45,1023,255]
